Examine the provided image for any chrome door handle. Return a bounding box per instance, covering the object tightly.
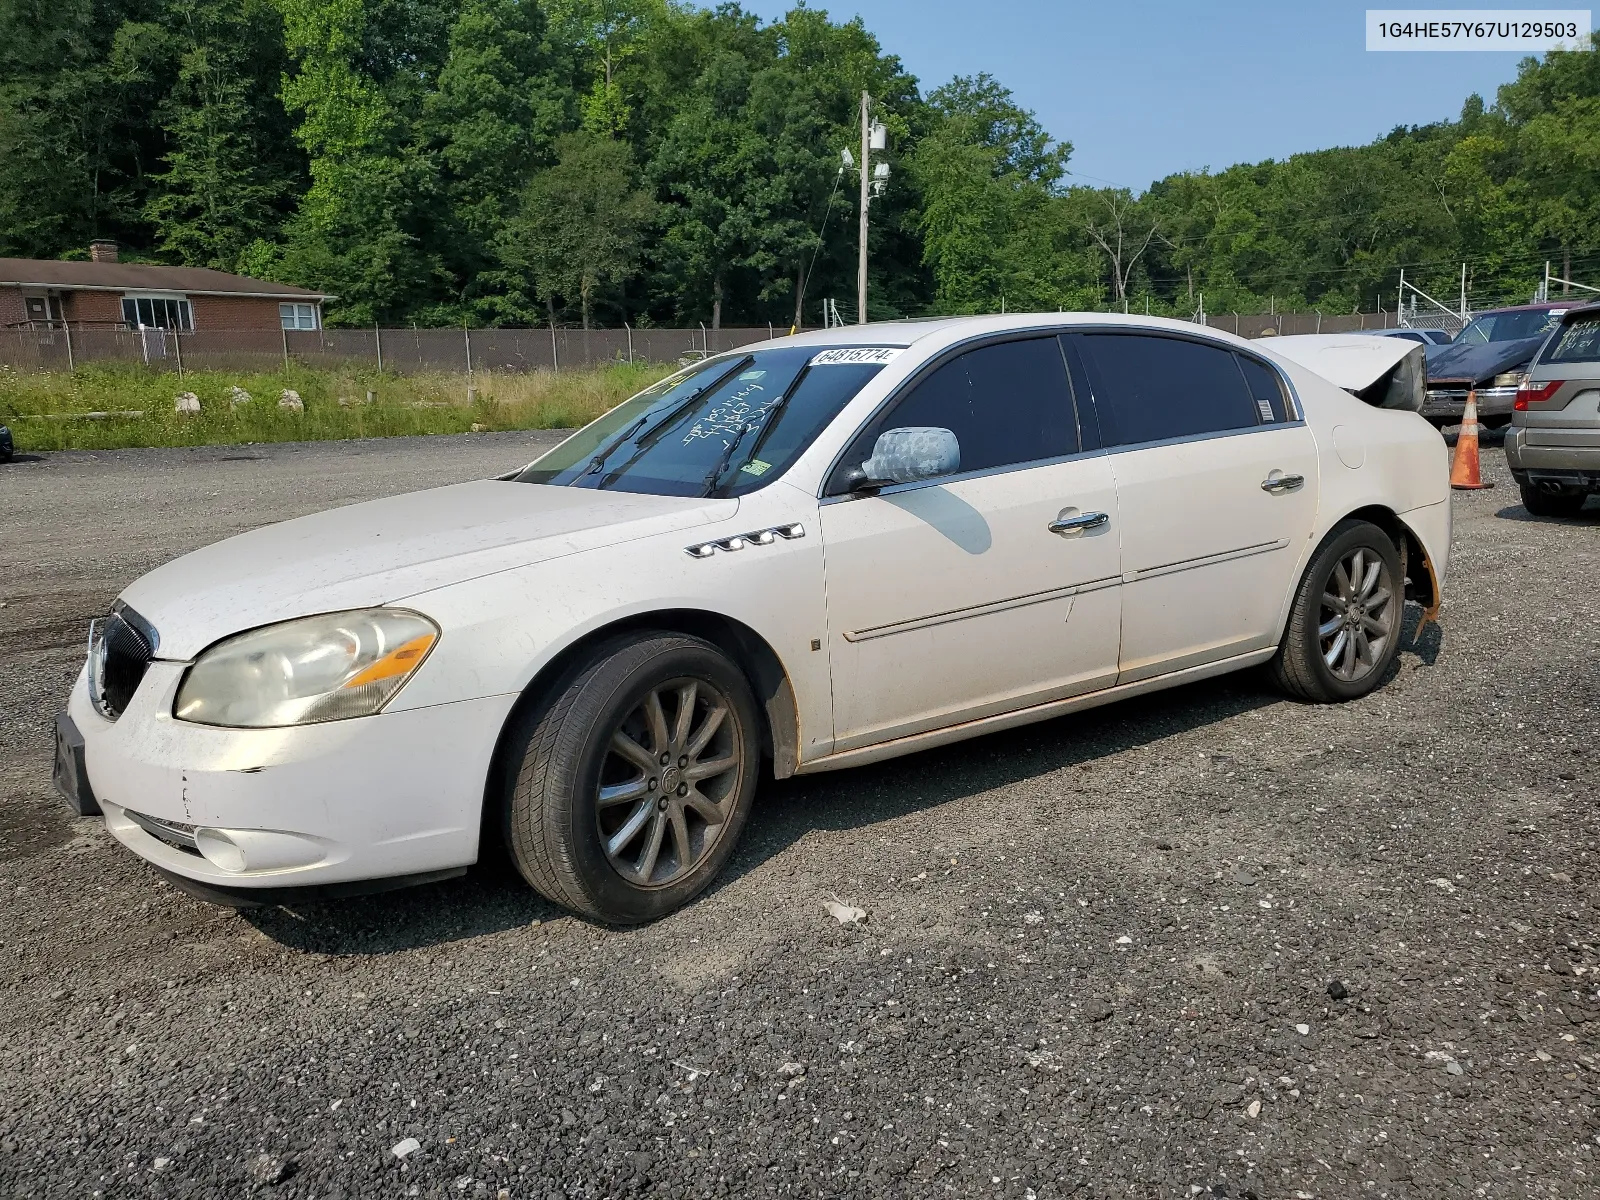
[1048,510,1110,536]
[1261,473,1305,493]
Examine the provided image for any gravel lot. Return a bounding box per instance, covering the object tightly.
[2,431,1597,1199]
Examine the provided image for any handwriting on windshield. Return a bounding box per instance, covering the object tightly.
[682,380,780,446]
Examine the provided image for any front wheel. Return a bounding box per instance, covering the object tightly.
[1270,520,1404,703]
[502,633,761,924]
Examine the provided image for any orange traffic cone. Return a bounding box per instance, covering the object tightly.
[1449,388,1493,490]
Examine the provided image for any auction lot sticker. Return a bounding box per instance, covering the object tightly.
[809,347,903,366]
[1367,9,1592,50]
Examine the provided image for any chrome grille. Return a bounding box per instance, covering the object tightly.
[123,809,201,855]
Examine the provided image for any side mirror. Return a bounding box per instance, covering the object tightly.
[846,426,960,490]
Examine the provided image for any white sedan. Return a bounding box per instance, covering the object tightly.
[54,315,1449,923]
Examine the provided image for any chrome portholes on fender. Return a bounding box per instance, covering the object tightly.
[685,523,805,558]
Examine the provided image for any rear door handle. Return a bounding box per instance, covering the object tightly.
[1261,473,1305,493]
[1049,509,1110,536]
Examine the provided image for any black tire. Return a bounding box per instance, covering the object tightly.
[502,633,761,924]
[1270,520,1404,703]
[1519,482,1588,518]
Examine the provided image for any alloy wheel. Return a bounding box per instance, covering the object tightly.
[1317,546,1396,682]
[596,677,743,888]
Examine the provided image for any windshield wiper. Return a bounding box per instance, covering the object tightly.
[700,419,759,496]
[700,365,812,497]
[591,357,754,489]
[581,415,648,479]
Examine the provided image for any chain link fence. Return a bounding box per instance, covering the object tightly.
[1,312,1457,375]
[0,325,783,375]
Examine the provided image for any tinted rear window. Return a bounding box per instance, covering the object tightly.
[1076,333,1263,446]
[1542,314,1600,364]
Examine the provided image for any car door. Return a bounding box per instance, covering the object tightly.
[1065,331,1318,684]
[819,334,1123,752]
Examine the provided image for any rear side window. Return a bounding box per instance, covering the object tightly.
[1237,355,1292,422]
[1075,333,1263,446]
[837,336,1077,484]
[1542,314,1600,364]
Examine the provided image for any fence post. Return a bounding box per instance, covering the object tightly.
[374,323,383,373]
[174,328,184,380]
[768,322,774,340]
[464,324,474,402]
[625,322,633,364]
[63,321,74,373]
[281,324,289,371]
[550,321,559,374]
[699,322,708,358]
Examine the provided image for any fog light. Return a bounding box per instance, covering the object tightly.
[194,828,246,873]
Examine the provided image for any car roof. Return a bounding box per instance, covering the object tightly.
[1471,302,1569,317]
[756,312,1256,351]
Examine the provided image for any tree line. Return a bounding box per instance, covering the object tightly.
[6,1,1600,328]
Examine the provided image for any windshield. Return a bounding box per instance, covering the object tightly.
[514,346,897,497]
[1456,309,1565,345]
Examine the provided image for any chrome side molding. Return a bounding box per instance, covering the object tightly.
[686,522,805,558]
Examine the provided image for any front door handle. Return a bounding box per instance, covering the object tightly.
[1261,472,1305,494]
[1049,509,1110,536]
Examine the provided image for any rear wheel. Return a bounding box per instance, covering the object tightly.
[502,633,760,924]
[1519,482,1588,518]
[1270,520,1403,703]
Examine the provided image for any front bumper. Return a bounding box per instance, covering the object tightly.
[1422,385,1516,420]
[65,662,517,891]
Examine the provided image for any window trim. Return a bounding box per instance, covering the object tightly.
[121,292,194,331]
[1064,326,1304,453]
[280,302,320,331]
[819,327,1092,498]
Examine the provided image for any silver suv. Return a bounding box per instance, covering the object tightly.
[1506,304,1600,517]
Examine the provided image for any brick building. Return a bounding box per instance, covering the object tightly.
[0,242,332,332]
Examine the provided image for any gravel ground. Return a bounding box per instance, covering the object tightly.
[1,431,1597,1200]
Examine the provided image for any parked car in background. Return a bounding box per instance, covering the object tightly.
[1507,302,1600,517]
[0,424,12,462]
[55,314,1450,923]
[1360,328,1454,347]
[1422,303,1570,428]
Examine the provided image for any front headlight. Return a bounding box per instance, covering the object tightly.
[174,609,439,728]
[1492,372,1526,389]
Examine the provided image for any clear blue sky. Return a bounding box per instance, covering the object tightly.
[742,0,1553,189]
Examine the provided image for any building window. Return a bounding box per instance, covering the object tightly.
[280,303,319,330]
[121,295,193,330]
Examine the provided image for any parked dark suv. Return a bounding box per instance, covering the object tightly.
[1506,303,1600,517]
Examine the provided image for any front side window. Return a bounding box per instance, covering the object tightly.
[516,345,895,497]
[1074,333,1264,447]
[831,336,1077,490]
[1456,308,1564,345]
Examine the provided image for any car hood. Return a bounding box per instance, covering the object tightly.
[121,480,738,660]
[1425,336,1543,384]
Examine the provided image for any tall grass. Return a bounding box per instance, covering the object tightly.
[0,361,674,452]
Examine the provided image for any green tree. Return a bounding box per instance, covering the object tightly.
[144,0,301,270]
[499,131,653,328]
[424,0,575,317]
[272,0,446,323]
[0,0,170,257]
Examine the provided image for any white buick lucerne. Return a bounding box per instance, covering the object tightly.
[54,315,1449,923]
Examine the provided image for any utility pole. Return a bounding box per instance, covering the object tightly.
[857,90,870,325]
